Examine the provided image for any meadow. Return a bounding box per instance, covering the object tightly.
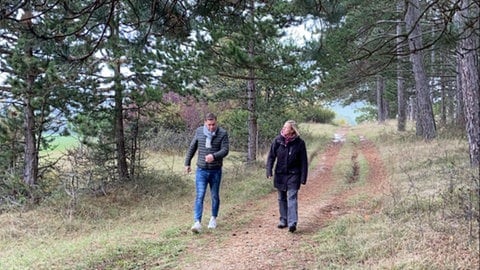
[0,121,478,269]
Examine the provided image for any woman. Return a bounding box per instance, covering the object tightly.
[266,120,308,233]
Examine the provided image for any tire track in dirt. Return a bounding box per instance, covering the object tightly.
[175,130,387,270]
[359,138,388,195]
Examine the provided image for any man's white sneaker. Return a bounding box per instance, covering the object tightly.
[208,217,217,229]
[191,221,202,233]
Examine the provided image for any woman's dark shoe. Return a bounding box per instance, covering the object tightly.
[277,222,287,229]
[288,225,296,233]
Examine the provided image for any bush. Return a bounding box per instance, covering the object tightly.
[0,172,29,211]
[217,109,249,151]
[301,106,336,123]
[355,105,377,123]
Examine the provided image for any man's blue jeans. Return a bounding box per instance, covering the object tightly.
[277,189,298,227]
[194,168,222,222]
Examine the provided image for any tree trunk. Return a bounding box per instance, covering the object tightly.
[397,73,406,130]
[247,40,257,163]
[396,0,406,131]
[114,62,130,181]
[408,96,416,121]
[405,0,436,140]
[22,10,38,186]
[129,109,139,179]
[129,102,142,180]
[439,62,447,126]
[246,0,257,163]
[376,75,386,123]
[23,94,38,186]
[448,77,458,126]
[456,0,480,165]
[112,12,129,181]
[455,57,466,128]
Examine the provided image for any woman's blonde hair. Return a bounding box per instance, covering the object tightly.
[285,120,300,136]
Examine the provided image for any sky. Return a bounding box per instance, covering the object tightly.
[327,101,365,125]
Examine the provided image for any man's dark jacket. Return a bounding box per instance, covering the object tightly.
[266,135,308,191]
[185,126,229,170]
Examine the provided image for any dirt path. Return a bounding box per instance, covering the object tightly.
[176,129,387,269]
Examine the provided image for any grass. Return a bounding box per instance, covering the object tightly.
[309,120,479,269]
[0,132,288,269]
[1,121,479,269]
[42,135,80,153]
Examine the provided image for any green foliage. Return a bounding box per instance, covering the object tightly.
[0,172,29,211]
[305,0,403,106]
[257,108,295,148]
[185,1,319,160]
[301,105,336,123]
[355,105,377,123]
[0,106,23,174]
[0,0,470,215]
[218,109,249,150]
[68,110,120,184]
[147,103,187,132]
[0,169,54,212]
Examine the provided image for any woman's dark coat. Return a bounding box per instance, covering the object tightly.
[266,135,308,191]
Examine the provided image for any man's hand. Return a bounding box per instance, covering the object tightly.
[205,154,214,163]
[185,166,191,174]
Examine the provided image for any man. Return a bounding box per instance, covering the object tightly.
[185,113,229,233]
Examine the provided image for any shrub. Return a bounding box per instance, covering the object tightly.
[301,106,336,123]
[218,109,249,151]
[355,105,377,123]
[141,127,191,153]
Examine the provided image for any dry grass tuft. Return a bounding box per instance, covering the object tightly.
[311,120,479,269]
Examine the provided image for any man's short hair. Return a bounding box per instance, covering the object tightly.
[205,112,217,121]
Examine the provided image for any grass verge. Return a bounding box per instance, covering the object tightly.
[0,123,335,269]
[3,121,477,269]
[310,120,479,269]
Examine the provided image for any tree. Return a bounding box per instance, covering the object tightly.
[405,0,436,140]
[0,3,77,187]
[396,0,407,131]
[304,0,403,113]
[0,1,191,187]
[376,75,387,123]
[185,1,313,162]
[305,0,467,137]
[455,0,480,165]
[67,1,191,182]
